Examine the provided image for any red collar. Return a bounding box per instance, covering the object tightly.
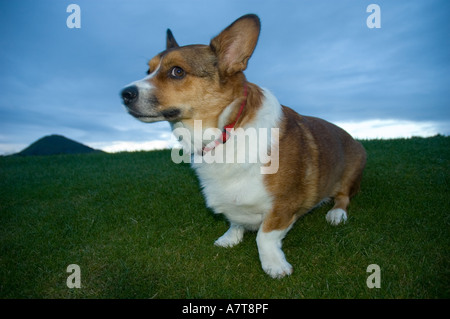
[202,84,248,155]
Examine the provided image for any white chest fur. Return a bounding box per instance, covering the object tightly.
[191,89,282,230]
[193,159,272,230]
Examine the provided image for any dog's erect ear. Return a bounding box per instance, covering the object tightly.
[166,29,179,49]
[210,14,261,77]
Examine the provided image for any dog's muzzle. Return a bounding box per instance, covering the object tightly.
[120,84,179,122]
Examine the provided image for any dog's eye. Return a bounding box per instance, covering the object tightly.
[169,66,185,79]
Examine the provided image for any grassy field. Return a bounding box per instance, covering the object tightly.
[0,136,449,298]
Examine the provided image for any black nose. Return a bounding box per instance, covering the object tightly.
[121,85,138,105]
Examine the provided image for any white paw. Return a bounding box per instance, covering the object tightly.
[261,258,293,279]
[326,208,348,225]
[214,235,242,248]
[214,225,244,248]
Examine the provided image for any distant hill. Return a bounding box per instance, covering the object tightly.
[15,135,103,156]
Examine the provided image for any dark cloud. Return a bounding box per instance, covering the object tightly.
[0,0,449,154]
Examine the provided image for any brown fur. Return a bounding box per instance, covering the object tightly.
[143,44,254,130]
[263,106,366,232]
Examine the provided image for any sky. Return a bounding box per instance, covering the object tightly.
[0,0,449,155]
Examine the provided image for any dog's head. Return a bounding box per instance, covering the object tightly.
[121,14,260,129]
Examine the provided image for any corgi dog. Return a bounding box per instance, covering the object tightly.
[121,14,366,278]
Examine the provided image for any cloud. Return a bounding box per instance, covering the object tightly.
[89,139,174,153]
[0,0,449,156]
[336,119,448,139]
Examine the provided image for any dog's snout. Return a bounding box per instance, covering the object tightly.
[121,85,139,105]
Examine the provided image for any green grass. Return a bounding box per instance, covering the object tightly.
[0,136,449,298]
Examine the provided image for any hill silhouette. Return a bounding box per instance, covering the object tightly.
[16,135,103,156]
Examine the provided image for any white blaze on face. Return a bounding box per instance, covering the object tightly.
[127,62,161,94]
[122,62,164,122]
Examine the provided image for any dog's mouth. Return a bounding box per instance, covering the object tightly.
[127,108,157,118]
[161,108,181,120]
[127,107,181,122]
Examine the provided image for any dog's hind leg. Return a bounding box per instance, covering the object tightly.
[326,157,365,225]
[326,194,350,225]
[326,141,366,226]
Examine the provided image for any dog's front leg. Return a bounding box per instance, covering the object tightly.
[256,227,293,278]
[256,210,296,279]
[214,223,245,248]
